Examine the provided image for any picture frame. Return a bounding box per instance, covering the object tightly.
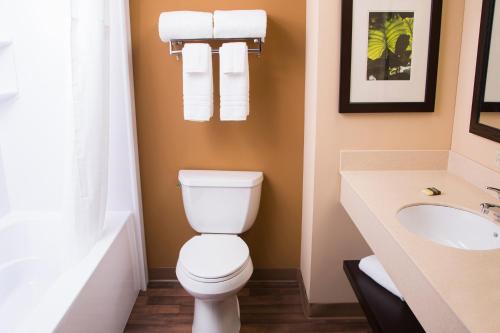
[339,0,443,113]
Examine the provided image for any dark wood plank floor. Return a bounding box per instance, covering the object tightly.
[125,280,371,333]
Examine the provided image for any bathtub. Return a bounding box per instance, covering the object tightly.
[0,211,142,333]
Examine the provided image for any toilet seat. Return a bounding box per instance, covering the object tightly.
[179,234,250,283]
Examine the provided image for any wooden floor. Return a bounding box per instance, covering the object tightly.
[125,280,371,333]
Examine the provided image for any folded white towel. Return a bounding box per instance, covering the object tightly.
[182,43,213,121]
[219,42,249,121]
[159,11,213,42]
[183,43,209,73]
[214,10,267,40]
[221,41,246,74]
[359,255,404,301]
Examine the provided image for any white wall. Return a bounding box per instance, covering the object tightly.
[0,0,71,212]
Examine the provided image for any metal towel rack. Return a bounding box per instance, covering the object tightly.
[168,37,263,59]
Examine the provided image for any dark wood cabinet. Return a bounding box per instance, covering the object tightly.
[343,260,425,333]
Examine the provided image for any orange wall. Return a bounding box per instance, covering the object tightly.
[130,1,306,269]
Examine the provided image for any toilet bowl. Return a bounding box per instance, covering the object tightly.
[176,235,253,333]
[176,170,263,333]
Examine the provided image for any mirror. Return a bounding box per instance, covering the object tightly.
[471,0,500,142]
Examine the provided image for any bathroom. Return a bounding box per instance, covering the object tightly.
[0,0,499,332]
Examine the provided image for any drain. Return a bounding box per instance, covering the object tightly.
[494,232,498,238]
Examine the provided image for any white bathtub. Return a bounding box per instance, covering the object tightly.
[0,211,141,333]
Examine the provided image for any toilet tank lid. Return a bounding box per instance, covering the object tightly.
[179,170,263,187]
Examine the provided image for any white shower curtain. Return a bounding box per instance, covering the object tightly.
[63,0,110,263]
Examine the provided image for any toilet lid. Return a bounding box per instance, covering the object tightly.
[179,234,250,279]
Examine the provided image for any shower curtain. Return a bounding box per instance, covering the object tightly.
[63,0,110,263]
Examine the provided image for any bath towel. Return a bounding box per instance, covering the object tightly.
[219,42,249,121]
[182,43,213,121]
[159,11,213,42]
[359,255,404,301]
[214,10,267,40]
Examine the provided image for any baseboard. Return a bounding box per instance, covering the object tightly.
[249,268,298,281]
[148,267,299,282]
[298,270,365,319]
[149,267,364,319]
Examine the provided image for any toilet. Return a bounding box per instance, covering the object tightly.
[176,169,264,333]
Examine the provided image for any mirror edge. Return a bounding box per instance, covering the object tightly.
[470,0,500,143]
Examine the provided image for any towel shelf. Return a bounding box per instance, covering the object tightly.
[169,37,263,58]
[343,261,425,333]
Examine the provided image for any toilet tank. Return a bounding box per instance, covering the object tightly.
[178,170,263,234]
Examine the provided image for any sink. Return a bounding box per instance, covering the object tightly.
[397,205,500,250]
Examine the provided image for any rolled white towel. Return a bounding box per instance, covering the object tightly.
[213,10,267,40]
[182,43,213,121]
[219,42,249,121]
[159,11,213,42]
[359,255,404,301]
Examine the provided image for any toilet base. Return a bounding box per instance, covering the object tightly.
[192,296,241,333]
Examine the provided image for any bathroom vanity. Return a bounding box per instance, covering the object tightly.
[339,150,500,333]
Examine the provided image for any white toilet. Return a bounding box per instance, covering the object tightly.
[176,169,264,333]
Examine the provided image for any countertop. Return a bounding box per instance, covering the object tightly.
[340,170,500,333]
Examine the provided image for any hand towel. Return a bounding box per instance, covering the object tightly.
[159,11,213,42]
[182,43,213,121]
[214,10,267,40]
[219,42,249,121]
[359,255,405,301]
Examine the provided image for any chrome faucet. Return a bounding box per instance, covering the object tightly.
[481,203,500,214]
[481,187,500,221]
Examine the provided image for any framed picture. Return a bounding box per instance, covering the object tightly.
[339,0,443,113]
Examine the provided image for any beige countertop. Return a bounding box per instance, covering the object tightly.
[340,170,500,333]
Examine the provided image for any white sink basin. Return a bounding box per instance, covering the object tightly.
[397,205,500,250]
